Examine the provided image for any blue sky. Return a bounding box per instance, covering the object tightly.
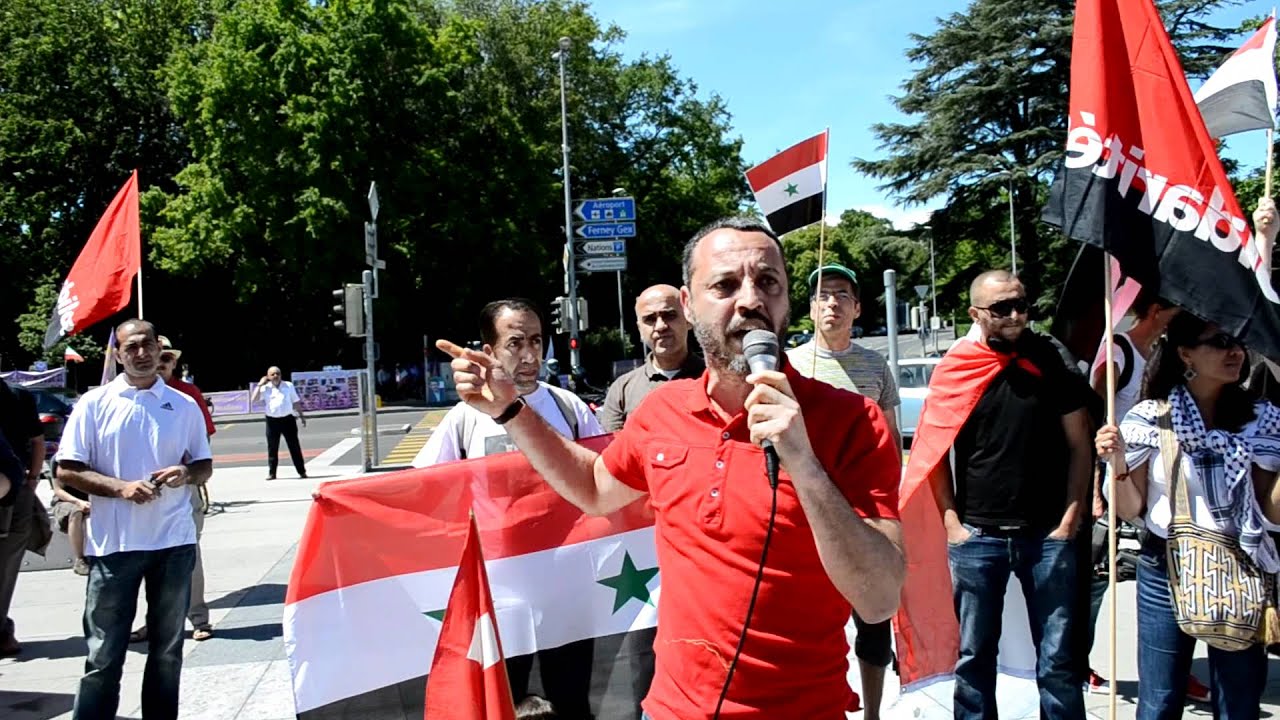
[591,0,1268,229]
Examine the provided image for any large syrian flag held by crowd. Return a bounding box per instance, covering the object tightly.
[1041,0,1280,358]
[745,130,828,235]
[1195,16,1278,139]
[284,436,659,718]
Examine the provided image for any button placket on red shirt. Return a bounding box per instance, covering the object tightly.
[700,428,736,527]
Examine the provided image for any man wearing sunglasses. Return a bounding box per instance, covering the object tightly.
[129,337,217,644]
[903,270,1093,720]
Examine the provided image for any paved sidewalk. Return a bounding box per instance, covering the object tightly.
[1,462,360,720]
[5,457,1280,719]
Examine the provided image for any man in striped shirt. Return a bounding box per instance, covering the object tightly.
[786,262,900,720]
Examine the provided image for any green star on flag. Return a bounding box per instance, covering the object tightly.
[783,182,799,196]
[424,608,446,622]
[597,552,659,613]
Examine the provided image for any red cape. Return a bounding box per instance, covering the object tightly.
[894,337,1041,687]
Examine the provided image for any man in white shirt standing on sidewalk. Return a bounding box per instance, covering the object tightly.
[413,297,603,720]
[55,319,213,720]
[251,366,308,480]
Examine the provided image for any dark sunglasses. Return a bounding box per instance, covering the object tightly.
[974,297,1029,318]
[1189,332,1244,350]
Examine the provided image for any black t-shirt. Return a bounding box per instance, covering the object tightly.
[954,334,1087,530]
[0,381,41,473]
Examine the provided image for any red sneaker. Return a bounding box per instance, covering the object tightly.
[1186,674,1211,703]
[1085,670,1110,694]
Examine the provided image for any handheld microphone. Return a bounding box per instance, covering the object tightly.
[742,329,781,489]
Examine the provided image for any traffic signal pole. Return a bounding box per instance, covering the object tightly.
[555,37,581,371]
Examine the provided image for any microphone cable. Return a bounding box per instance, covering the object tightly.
[711,473,779,720]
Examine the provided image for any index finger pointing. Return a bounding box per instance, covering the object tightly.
[435,339,498,369]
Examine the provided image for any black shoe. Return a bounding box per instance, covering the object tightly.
[299,472,308,479]
[266,475,276,481]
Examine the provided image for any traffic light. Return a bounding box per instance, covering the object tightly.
[576,298,589,332]
[569,337,579,352]
[332,284,366,337]
[551,296,568,334]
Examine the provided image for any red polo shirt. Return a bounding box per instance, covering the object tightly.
[601,362,901,720]
[168,378,216,437]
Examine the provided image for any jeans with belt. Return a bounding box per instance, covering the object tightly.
[948,523,1083,720]
[1135,536,1267,720]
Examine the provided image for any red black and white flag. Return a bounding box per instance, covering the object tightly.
[1042,0,1280,358]
[284,437,659,718]
[43,171,141,349]
[745,131,828,235]
[1195,17,1277,139]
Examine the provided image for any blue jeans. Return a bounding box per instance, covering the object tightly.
[948,526,1083,720]
[1135,545,1267,720]
[73,544,196,720]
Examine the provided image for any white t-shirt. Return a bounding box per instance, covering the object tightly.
[1093,332,1147,421]
[262,381,300,418]
[412,383,603,467]
[55,375,213,556]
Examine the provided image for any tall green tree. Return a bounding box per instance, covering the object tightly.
[854,0,1250,317]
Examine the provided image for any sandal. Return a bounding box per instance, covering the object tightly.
[192,626,213,641]
[129,626,147,643]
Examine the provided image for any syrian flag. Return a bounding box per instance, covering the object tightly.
[63,347,85,364]
[1195,17,1278,139]
[285,436,659,718]
[745,131,828,235]
[423,513,516,720]
[43,171,141,350]
[1041,0,1280,358]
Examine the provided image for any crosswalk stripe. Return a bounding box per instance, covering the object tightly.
[381,411,447,464]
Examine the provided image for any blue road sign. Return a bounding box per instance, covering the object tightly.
[574,197,636,222]
[574,222,637,239]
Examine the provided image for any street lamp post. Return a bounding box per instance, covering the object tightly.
[555,36,582,371]
[1007,176,1018,275]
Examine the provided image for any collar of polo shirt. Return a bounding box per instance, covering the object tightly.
[111,374,168,398]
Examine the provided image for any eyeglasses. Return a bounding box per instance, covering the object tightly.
[1189,332,1243,351]
[814,290,856,303]
[974,297,1029,318]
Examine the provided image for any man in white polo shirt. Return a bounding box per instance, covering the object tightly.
[413,297,602,720]
[55,319,213,720]
[250,366,308,480]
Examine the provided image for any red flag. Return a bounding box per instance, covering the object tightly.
[44,171,141,349]
[1042,0,1280,357]
[423,514,516,720]
[63,347,85,364]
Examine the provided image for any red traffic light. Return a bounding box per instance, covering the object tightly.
[569,337,579,350]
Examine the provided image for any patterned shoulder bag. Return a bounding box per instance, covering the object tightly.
[1157,402,1275,651]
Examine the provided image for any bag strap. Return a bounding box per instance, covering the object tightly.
[1115,334,1135,391]
[549,389,580,440]
[1155,401,1192,522]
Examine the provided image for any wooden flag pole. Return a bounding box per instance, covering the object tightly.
[1266,128,1274,199]
[811,128,831,379]
[1102,253,1118,720]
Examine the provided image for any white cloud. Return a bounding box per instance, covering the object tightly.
[852,204,936,231]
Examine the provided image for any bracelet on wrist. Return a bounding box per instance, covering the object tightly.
[493,398,526,425]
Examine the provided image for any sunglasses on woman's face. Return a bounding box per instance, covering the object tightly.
[974,297,1029,318]
[1190,332,1244,351]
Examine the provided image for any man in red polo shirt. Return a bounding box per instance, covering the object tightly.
[438,217,904,719]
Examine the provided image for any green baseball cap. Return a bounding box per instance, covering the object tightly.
[807,264,858,291]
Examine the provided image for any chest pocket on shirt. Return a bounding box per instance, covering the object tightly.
[644,444,688,507]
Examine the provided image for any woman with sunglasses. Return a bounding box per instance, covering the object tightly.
[1095,312,1280,720]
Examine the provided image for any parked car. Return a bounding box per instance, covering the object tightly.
[29,387,73,461]
[896,357,941,449]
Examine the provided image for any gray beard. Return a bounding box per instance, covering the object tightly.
[693,322,752,378]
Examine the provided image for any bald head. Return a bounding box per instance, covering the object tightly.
[969,270,1020,307]
[266,366,283,385]
[635,284,691,368]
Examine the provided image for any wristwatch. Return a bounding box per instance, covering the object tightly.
[493,398,526,425]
